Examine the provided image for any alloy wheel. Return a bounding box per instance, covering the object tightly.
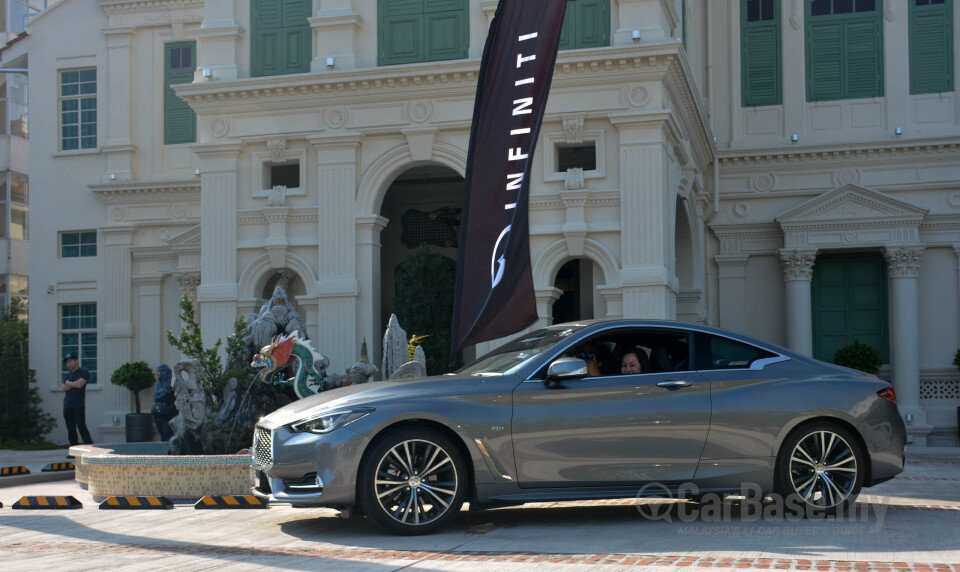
[373,438,459,526]
[788,429,859,508]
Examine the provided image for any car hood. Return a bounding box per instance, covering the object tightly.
[257,375,485,429]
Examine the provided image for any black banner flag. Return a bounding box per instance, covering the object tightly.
[450,0,567,356]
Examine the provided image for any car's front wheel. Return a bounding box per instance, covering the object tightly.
[775,421,864,516]
[358,427,467,535]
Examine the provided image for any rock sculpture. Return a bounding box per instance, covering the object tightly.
[243,285,306,360]
[381,314,409,380]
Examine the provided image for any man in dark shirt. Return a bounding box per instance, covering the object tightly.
[62,353,93,450]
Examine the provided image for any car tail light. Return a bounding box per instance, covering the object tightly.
[877,387,897,404]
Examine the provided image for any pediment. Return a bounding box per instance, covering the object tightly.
[776,185,927,227]
[167,225,202,248]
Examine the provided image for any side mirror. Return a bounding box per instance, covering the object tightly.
[545,357,589,385]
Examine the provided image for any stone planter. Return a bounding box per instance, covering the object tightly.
[69,442,254,504]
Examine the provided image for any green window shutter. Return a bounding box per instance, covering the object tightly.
[806,19,844,101]
[805,1,882,102]
[558,1,576,50]
[575,0,609,48]
[844,18,883,99]
[164,41,197,145]
[741,0,781,107]
[425,10,467,61]
[379,0,467,66]
[251,0,310,77]
[560,0,610,50]
[910,0,954,94]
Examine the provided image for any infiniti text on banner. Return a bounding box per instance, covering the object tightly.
[451,0,567,356]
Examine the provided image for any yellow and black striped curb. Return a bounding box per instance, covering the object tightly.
[12,496,83,509]
[0,466,30,477]
[194,495,269,509]
[99,496,174,510]
[42,462,76,472]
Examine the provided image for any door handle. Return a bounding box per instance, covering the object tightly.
[656,380,693,390]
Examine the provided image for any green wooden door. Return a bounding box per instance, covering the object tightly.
[812,252,889,363]
[251,0,311,77]
[164,41,197,145]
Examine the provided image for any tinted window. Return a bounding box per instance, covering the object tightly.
[698,334,777,370]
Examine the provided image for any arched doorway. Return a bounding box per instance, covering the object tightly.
[258,269,307,322]
[379,165,464,371]
[552,258,603,324]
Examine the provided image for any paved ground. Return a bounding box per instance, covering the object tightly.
[1,447,959,571]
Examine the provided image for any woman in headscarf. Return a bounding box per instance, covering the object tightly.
[151,364,178,441]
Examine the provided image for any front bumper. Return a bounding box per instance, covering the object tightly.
[251,423,368,507]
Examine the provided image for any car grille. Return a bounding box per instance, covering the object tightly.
[253,426,273,469]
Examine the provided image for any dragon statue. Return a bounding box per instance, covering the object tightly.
[251,331,330,399]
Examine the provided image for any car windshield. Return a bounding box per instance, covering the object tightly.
[456,325,584,376]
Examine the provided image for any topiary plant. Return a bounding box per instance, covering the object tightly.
[833,341,882,375]
[110,361,156,414]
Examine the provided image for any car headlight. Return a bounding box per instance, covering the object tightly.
[288,408,374,434]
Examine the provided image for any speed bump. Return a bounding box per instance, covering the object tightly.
[100,496,173,510]
[42,462,76,472]
[0,466,30,477]
[194,495,268,509]
[12,496,83,509]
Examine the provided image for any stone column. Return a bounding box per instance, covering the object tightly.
[309,134,363,373]
[102,27,135,183]
[100,226,136,430]
[597,285,624,319]
[611,116,675,319]
[885,245,931,445]
[193,143,242,349]
[135,276,164,368]
[779,249,817,357]
[715,254,749,333]
[356,214,389,372]
[534,287,564,329]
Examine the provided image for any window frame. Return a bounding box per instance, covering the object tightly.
[60,303,98,384]
[909,0,954,95]
[60,230,98,259]
[58,68,98,152]
[377,0,470,66]
[804,0,884,102]
[164,41,198,145]
[741,0,783,107]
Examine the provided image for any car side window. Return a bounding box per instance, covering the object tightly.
[699,334,776,370]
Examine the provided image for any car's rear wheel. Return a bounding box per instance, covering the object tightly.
[358,427,467,535]
[775,421,864,516]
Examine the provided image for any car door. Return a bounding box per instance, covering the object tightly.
[511,329,711,487]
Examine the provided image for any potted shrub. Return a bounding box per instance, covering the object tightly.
[833,341,882,375]
[110,361,157,442]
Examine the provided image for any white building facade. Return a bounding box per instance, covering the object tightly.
[12,0,959,446]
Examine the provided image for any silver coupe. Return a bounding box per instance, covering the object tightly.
[252,320,905,534]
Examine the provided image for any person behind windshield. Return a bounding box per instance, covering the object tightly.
[574,342,602,377]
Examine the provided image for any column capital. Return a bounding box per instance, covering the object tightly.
[778,249,818,281]
[884,245,925,278]
[535,287,564,305]
[355,214,389,233]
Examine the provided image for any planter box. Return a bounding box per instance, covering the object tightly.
[69,442,253,504]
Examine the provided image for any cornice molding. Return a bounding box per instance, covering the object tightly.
[174,43,716,166]
[90,180,201,204]
[96,0,203,15]
[719,138,960,167]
